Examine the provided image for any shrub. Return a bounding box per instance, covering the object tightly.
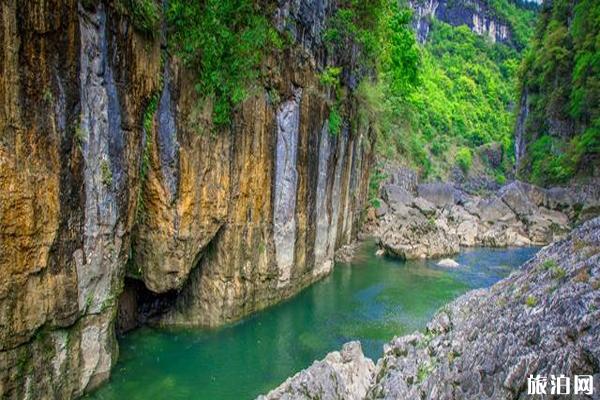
[167,0,283,127]
[456,147,473,173]
[525,295,537,307]
[495,171,506,185]
[100,160,113,187]
[328,106,343,136]
[117,0,161,36]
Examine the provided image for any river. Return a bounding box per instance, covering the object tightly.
[89,242,538,400]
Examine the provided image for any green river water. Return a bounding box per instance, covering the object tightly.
[89,242,538,400]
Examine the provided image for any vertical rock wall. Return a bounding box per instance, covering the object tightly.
[409,0,513,45]
[0,0,374,397]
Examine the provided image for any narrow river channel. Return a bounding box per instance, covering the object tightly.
[89,242,538,400]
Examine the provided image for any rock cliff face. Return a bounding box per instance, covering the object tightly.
[408,0,512,45]
[514,0,600,185]
[0,0,373,398]
[260,217,600,399]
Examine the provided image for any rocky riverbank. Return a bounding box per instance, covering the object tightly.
[259,217,600,399]
[365,172,599,259]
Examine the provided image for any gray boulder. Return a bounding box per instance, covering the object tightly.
[379,212,460,260]
[417,183,455,208]
[257,342,375,400]
[381,184,413,207]
[412,197,436,217]
[499,182,537,217]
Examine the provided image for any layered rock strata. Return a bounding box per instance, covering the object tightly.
[0,0,373,397]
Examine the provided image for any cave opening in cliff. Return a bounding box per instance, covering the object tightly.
[116,277,180,335]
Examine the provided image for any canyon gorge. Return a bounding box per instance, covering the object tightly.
[0,0,598,399]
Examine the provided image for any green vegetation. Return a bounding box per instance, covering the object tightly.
[488,0,537,49]
[525,295,537,307]
[166,0,282,127]
[517,0,600,185]
[116,0,161,35]
[100,160,113,187]
[541,259,566,280]
[319,67,344,136]
[368,165,388,208]
[369,0,537,179]
[456,147,473,173]
[136,94,159,223]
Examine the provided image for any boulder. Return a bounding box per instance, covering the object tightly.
[437,258,460,268]
[412,197,436,217]
[257,342,375,400]
[417,182,455,208]
[545,186,574,210]
[375,201,388,218]
[499,182,537,217]
[381,184,413,207]
[380,213,460,260]
[455,220,478,246]
[476,196,516,223]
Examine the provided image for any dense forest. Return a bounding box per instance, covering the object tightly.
[516,0,600,185]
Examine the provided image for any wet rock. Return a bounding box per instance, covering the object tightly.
[437,258,460,268]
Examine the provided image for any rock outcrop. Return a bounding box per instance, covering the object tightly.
[408,0,513,45]
[370,177,599,260]
[260,217,600,399]
[0,0,373,398]
[258,342,376,400]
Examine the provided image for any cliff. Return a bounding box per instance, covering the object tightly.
[408,0,527,47]
[514,0,599,186]
[260,217,600,399]
[0,0,374,398]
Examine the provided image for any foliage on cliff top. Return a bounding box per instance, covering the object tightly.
[323,1,420,140]
[488,0,538,49]
[517,0,600,185]
[166,0,282,127]
[115,0,161,36]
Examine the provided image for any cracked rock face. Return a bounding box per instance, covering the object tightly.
[0,0,374,397]
[408,0,513,45]
[261,217,600,399]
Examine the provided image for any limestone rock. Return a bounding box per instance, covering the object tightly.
[381,184,413,207]
[257,342,375,400]
[417,183,455,208]
[368,217,600,399]
[380,212,460,260]
[263,218,600,400]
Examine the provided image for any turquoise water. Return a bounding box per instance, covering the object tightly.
[89,243,538,400]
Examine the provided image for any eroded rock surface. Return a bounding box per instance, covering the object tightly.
[0,0,373,397]
[258,342,376,400]
[370,176,599,260]
[261,218,600,399]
